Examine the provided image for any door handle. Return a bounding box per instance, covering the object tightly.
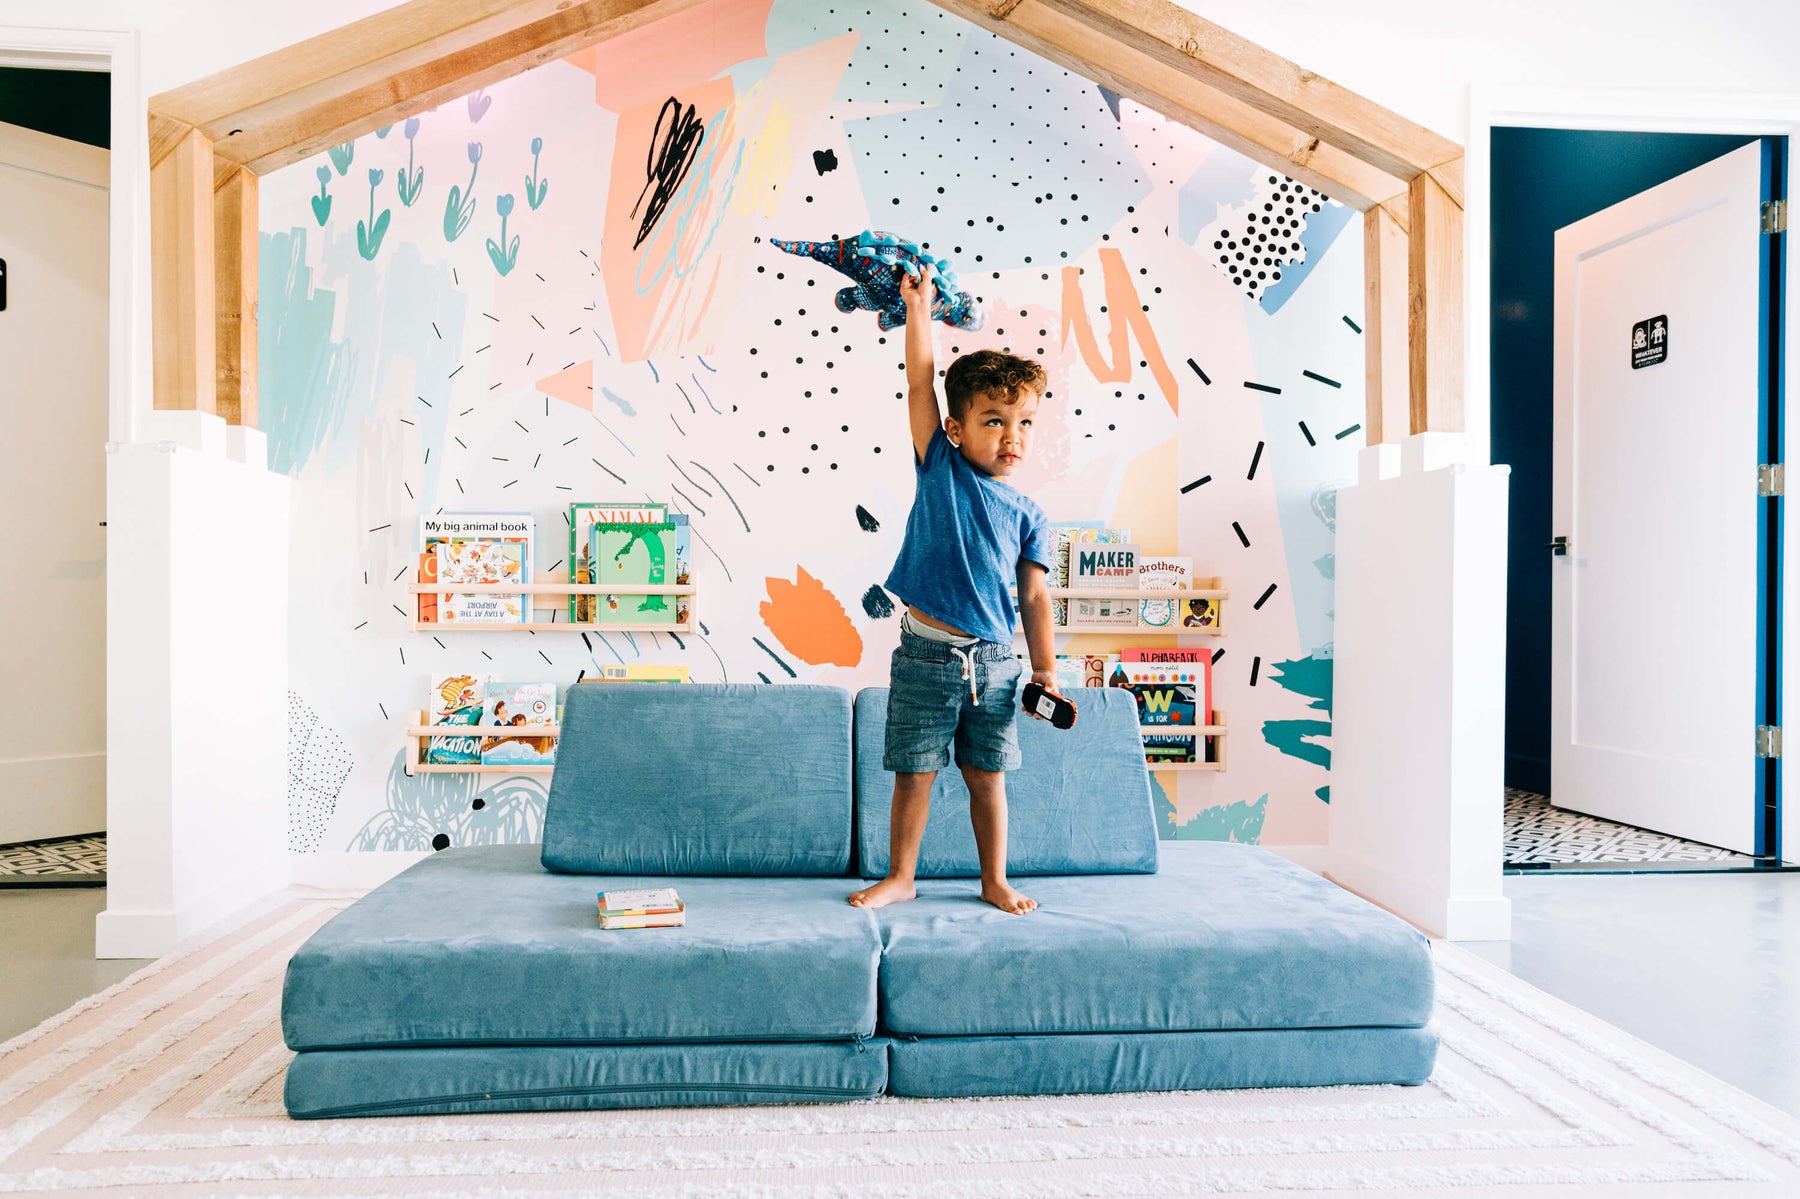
[1548,536,1569,556]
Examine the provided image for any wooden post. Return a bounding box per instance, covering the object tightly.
[150,126,217,414]
[214,166,258,427]
[1407,161,1464,434]
[1363,199,1409,444]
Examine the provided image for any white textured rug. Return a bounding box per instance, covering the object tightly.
[4,893,1798,1197]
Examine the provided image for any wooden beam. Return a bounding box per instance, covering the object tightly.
[1363,199,1409,444]
[1024,0,1462,184]
[148,112,192,170]
[214,167,258,428]
[1408,163,1463,434]
[1425,155,1464,210]
[152,0,708,179]
[150,127,217,415]
[930,0,1407,209]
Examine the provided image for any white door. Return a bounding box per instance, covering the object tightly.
[0,120,109,845]
[1551,140,1775,856]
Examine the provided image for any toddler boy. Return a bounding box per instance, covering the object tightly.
[848,266,1056,915]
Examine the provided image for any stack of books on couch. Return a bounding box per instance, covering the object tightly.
[596,887,686,930]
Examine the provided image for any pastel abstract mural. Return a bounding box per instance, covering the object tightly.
[259,0,1360,853]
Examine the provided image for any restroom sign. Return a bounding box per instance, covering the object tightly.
[1632,315,1668,369]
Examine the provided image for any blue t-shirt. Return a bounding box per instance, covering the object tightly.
[884,428,1052,645]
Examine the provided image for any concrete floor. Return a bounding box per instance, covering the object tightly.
[3,875,1796,1119]
[1463,869,1800,1118]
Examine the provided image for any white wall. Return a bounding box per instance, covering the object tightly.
[0,121,109,845]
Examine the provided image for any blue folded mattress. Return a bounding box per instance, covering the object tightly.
[281,845,881,1051]
[874,844,1434,1037]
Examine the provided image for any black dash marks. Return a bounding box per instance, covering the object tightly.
[1335,423,1363,441]
[1243,381,1281,395]
[1253,583,1277,610]
[1186,358,1211,385]
[1247,441,1264,480]
[855,504,881,532]
[1298,421,1315,446]
[1232,521,1249,547]
[861,585,895,619]
[1342,314,1362,333]
[1211,648,1225,665]
[1180,475,1212,494]
[1302,369,1341,388]
[1250,656,1262,686]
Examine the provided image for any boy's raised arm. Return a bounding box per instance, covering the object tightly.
[900,266,940,464]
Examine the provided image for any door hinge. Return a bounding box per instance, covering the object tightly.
[1757,725,1783,759]
[1763,199,1788,234]
[1760,463,1785,496]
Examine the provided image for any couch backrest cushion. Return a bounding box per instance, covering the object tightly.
[853,685,1159,877]
[543,683,853,875]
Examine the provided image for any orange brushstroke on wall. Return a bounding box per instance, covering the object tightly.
[565,0,774,113]
[1061,248,1180,414]
[761,567,864,668]
[535,359,592,410]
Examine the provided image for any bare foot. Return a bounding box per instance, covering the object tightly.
[979,881,1037,915]
[848,877,917,908]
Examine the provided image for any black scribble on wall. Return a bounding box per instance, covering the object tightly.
[856,505,880,532]
[632,97,705,250]
[812,148,838,174]
[862,585,895,619]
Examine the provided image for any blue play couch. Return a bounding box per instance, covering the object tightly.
[281,684,1435,1118]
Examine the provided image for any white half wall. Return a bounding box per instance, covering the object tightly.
[1329,434,1511,941]
[96,416,291,958]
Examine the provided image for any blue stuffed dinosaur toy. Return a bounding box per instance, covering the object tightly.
[767,230,985,332]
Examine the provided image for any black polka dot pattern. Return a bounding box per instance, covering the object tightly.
[1205,175,1330,300]
[287,690,353,853]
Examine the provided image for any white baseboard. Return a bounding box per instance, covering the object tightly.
[94,857,288,959]
[288,850,429,891]
[0,752,105,844]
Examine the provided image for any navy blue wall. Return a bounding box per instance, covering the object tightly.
[1492,127,1759,794]
[0,68,109,148]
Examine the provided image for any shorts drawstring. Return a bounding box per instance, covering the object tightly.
[949,646,979,706]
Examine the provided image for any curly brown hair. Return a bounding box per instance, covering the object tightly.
[943,350,1047,420]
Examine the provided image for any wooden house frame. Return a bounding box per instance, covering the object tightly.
[145,0,1464,444]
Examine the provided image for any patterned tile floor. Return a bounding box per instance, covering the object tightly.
[0,834,106,885]
[1503,788,1752,865]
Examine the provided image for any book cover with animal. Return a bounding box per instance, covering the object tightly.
[426,673,487,765]
[421,513,534,623]
[1136,555,1192,628]
[570,503,665,621]
[479,682,557,765]
[416,551,439,623]
[436,539,527,623]
[589,520,678,626]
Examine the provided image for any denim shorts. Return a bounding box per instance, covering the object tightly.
[883,629,1023,774]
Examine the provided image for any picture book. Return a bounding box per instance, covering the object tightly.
[669,513,692,626]
[1137,555,1193,628]
[426,673,487,765]
[598,910,687,930]
[436,540,527,623]
[1070,542,1141,627]
[1047,521,1102,625]
[589,520,678,626]
[1143,734,1199,767]
[1121,649,1213,728]
[479,682,557,766]
[570,503,665,621]
[597,886,686,929]
[421,513,534,623]
[1180,596,1221,630]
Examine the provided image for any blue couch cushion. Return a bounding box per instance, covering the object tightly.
[874,844,1434,1036]
[282,845,879,1050]
[854,686,1158,877]
[543,682,852,875]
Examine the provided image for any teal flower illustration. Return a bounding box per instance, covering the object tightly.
[486,192,520,276]
[443,141,480,242]
[397,117,424,206]
[358,168,392,260]
[326,140,355,175]
[310,164,332,225]
[524,135,549,209]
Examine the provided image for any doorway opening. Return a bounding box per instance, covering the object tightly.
[1489,123,1795,873]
